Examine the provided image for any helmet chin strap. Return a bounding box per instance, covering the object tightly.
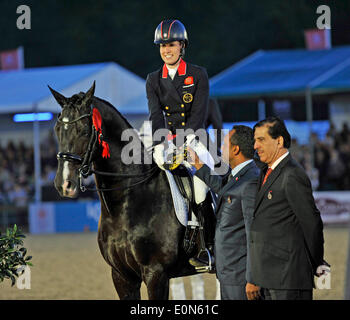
[167,56,181,66]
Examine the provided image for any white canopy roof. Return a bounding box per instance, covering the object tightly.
[0,62,148,114]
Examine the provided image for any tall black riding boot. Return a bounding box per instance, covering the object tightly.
[189,195,216,272]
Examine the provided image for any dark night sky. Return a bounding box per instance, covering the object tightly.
[0,0,349,79]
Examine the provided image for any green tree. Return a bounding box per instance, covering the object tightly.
[0,224,32,286]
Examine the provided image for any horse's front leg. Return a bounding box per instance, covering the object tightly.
[111,268,141,300]
[143,266,170,300]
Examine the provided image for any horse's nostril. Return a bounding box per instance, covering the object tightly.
[65,180,77,191]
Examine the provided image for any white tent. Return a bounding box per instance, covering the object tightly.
[0,61,148,114]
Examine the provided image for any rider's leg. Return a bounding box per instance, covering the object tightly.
[193,175,208,204]
[193,175,215,251]
[188,137,217,256]
[190,175,216,268]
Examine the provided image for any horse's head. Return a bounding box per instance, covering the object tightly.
[50,82,96,198]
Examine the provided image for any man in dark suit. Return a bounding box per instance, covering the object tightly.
[250,117,328,300]
[188,125,260,300]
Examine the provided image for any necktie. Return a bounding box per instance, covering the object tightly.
[262,168,272,186]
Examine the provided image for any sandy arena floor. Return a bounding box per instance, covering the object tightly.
[0,227,348,300]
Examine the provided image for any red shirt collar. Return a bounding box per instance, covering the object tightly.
[162,59,187,78]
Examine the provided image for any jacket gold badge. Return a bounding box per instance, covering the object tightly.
[268,191,272,200]
[183,93,193,103]
[227,196,232,203]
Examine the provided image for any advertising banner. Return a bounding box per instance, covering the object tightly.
[29,201,100,234]
[29,191,350,234]
[29,203,55,234]
[314,191,350,225]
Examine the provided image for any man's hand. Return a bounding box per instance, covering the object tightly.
[316,261,331,277]
[187,146,204,170]
[246,282,261,300]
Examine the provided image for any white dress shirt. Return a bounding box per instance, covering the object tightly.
[168,66,178,80]
[231,159,253,178]
[270,151,289,170]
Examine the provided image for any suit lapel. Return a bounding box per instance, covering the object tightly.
[217,161,254,211]
[175,58,187,90]
[173,72,186,90]
[257,163,267,188]
[254,154,291,211]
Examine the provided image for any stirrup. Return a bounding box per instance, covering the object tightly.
[189,248,215,273]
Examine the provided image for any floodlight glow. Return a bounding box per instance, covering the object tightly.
[13,113,53,122]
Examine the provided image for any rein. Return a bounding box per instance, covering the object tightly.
[79,166,158,192]
[56,108,159,193]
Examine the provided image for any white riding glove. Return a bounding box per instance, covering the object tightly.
[153,143,166,170]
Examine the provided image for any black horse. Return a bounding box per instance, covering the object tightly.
[50,82,205,299]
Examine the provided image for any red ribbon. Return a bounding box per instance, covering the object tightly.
[167,134,176,141]
[92,108,110,158]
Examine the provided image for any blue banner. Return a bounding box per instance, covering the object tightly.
[29,201,101,234]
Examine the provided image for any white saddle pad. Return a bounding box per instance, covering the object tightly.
[165,170,189,227]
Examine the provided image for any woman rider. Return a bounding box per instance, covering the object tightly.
[145,19,216,268]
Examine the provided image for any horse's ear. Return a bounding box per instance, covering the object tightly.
[48,86,68,107]
[82,81,95,106]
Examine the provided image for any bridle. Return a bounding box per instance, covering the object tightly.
[56,111,96,177]
[56,108,158,193]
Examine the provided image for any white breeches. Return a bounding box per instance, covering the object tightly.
[192,175,209,204]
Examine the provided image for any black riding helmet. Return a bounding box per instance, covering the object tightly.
[154,19,189,48]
